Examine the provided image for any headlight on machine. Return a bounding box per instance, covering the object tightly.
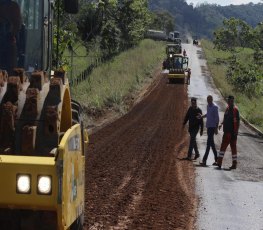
[37,175,52,195]
[17,174,31,194]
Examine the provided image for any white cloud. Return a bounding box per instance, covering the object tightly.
[186,0,262,6]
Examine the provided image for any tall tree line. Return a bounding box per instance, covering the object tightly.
[149,0,263,38]
[77,0,151,56]
[54,0,152,61]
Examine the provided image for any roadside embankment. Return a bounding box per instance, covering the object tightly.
[201,39,263,134]
[71,39,165,129]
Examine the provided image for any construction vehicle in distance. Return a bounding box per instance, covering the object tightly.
[163,52,189,84]
[193,35,199,45]
[0,0,88,229]
[168,31,180,41]
[173,38,182,45]
[166,43,182,57]
[167,54,189,83]
[168,31,182,47]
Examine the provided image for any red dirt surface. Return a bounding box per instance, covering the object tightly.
[84,75,197,229]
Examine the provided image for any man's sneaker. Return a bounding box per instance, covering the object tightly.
[194,153,200,160]
[199,162,206,166]
[212,162,218,166]
[216,165,221,170]
[229,165,237,170]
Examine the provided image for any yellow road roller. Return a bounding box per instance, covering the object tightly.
[0,0,88,229]
[166,54,189,84]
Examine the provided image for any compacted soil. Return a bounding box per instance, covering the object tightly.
[84,75,197,230]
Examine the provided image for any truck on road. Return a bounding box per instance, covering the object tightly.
[146,29,168,41]
[168,31,180,41]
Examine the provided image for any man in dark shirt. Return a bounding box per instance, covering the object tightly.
[183,97,203,160]
[217,95,240,169]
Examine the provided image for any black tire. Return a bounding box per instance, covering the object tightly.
[72,109,80,124]
[71,99,82,124]
[71,100,86,156]
[70,214,84,230]
[71,100,82,114]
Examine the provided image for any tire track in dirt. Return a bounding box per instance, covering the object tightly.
[84,76,197,229]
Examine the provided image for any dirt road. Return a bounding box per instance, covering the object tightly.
[84,76,197,229]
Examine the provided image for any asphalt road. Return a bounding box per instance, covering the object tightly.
[185,43,263,230]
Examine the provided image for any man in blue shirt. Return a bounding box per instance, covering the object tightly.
[199,95,219,166]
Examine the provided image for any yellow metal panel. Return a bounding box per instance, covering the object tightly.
[60,86,72,133]
[168,73,185,79]
[0,156,58,210]
[0,155,55,165]
[57,124,85,229]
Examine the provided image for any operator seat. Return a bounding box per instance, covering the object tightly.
[0,0,22,75]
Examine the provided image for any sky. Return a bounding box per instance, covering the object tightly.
[186,0,262,6]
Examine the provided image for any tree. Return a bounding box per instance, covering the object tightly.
[238,20,256,48]
[77,0,121,56]
[149,10,175,33]
[77,3,102,42]
[100,21,121,56]
[213,18,240,51]
[213,18,256,51]
[53,0,78,68]
[118,0,151,48]
[99,0,121,56]
[149,0,263,38]
[254,22,263,49]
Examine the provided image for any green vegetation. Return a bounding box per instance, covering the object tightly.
[149,10,175,33]
[77,0,151,56]
[213,18,261,51]
[52,1,79,68]
[202,39,263,131]
[149,0,263,38]
[213,18,263,98]
[54,0,152,69]
[62,41,104,80]
[71,39,165,113]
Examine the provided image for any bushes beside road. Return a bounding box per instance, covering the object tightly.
[201,39,263,132]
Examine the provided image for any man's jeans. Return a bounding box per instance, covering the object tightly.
[202,127,217,163]
[187,128,199,158]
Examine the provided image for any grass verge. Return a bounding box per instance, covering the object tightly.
[201,39,263,132]
[63,40,102,80]
[71,39,165,121]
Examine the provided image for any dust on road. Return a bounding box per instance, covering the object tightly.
[84,76,197,229]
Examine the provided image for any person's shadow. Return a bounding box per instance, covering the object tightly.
[177,157,191,161]
[194,163,209,168]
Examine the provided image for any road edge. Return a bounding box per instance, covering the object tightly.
[217,88,263,137]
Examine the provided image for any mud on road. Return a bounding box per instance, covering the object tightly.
[84,76,197,229]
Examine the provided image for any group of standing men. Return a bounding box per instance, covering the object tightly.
[183,95,240,170]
